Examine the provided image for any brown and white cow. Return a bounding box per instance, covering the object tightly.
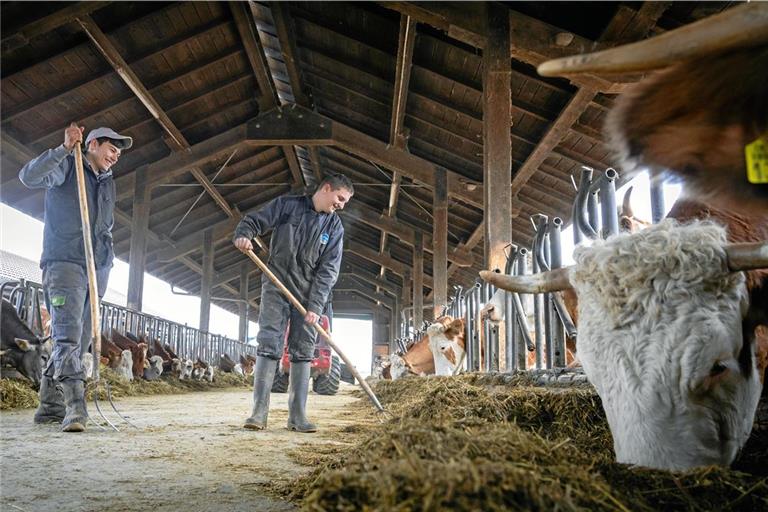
[111,329,147,380]
[386,316,465,379]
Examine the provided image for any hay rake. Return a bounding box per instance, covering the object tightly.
[72,139,136,432]
[243,248,387,417]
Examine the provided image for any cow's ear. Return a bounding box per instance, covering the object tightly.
[41,338,53,355]
[0,349,7,357]
[14,338,32,351]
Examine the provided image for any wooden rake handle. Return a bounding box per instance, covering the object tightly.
[73,144,102,383]
[244,249,385,413]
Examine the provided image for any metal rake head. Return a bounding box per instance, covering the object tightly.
[86,379,138,432]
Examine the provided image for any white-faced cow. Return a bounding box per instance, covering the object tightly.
[384,316,465,379]
[480,5,768,471]
[482,221,767,471]
[1,300,52,389]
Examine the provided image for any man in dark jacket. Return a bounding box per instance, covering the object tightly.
[19,123,132,432]
[233,173,353,433]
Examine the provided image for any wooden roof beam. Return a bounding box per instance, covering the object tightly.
[269,2,314,187]
[379,13,416,287]
[346,241,433,290]
[76,15,186,149]
[8,21,238,126]
[339,266,399,295]
[510,3,668,198]
[77,16,270,276]
[342,205,474,267]
[229,0,279,109]
[231,0,304,188]
[115,124,248,200]
[389,14,416,150]
[2,2,110,53]
[246,105,483,208]
[270,2,312,108]
[378,2,624,92]
[78,20,241,218]
[335,279,394,310]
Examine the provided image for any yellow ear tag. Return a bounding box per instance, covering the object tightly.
[745,136,768,184]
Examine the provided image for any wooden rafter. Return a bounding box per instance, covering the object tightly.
[268,1,315,187]
[2,1,111,53]
[347,241,433,290]
[248,105,483,207]
[378,12,416,289]
[342,204,473,267]
[377,1,625,92]
[230,0,304,188]
[76,15,268,305]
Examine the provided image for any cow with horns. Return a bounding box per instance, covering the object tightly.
[483,4,768,471]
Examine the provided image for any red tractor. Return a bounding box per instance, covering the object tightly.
[271,315,341,395]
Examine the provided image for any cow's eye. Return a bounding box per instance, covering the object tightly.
[710,361,728,377]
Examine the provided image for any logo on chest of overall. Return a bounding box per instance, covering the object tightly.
[320,233,330,245]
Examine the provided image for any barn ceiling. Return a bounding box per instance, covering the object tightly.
[0,1,737,316]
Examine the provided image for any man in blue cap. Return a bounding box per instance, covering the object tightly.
[19,123,132,432]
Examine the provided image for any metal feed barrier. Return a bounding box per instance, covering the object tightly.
[392,167,666,374]
[1,279,256,363]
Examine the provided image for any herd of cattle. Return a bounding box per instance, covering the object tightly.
[0,299,258,387]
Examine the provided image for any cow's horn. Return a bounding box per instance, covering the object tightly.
[726,242,768,271]
[479,267,573,293]
[621,186,634,218]
[538,3,768,76]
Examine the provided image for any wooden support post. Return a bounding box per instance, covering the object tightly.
[200,229,214,333]
[413,232,424,329]
[433,168,448,318]
[401,271,411,335]
[482,4,512,273]
[238,262,249,342]
[127,167,150,311]
[391,295,401,349]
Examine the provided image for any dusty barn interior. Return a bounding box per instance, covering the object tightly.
[1,2,767,511]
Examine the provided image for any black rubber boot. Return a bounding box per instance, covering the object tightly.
[60,379,88,433]
[287,361,317,433]
[33,376,65,424]
[243,356,278,430]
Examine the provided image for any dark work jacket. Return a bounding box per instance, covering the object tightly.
[19,145,116,270]
[234,194,344,315]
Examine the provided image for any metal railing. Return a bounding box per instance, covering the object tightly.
[391,168,666,375]
[1,278,256,362]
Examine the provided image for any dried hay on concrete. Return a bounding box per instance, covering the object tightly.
[290,374,767,511]
[87,366,250,400]
[0,368,250,409]
[0,378,39,409]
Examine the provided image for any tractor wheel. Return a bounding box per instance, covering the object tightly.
[271,367,289,393]
[313,355,341,395]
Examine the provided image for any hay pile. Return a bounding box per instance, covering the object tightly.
[287,375,767,511]
[0,367,250,409]
[0,378,40,409]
